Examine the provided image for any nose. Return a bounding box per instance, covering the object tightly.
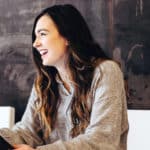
[33,38,41,48]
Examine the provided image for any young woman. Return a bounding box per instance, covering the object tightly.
[0,4,128,150]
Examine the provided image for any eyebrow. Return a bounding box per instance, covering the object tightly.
[36,29,49,34]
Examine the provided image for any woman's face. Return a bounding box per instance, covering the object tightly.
[33,15,69,68]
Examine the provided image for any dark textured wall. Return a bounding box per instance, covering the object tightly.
[0,0,108,121]
[113,0,150,109]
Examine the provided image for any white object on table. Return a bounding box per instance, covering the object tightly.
[127,110,150,150]
[0,106,15,129]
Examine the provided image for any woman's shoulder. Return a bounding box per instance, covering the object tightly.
[91,59,124,87]
[91,59,125,95]
[95,59,122,75]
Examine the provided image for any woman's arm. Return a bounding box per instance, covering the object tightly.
[36,61,129,150]
[0,86,44,148]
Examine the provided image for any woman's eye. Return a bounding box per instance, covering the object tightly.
[40,32,47,36]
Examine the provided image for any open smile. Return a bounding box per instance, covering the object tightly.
[39,49,48,57]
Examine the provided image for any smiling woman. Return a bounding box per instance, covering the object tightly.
[33,15,69,68]
[0,4,128,150]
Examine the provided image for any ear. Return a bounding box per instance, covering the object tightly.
[65,40,69,46]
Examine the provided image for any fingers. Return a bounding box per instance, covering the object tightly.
[12,144,34,150]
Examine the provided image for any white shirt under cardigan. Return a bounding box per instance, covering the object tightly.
[0,60,129,150]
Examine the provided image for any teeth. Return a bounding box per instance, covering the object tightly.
[39,49,48,56]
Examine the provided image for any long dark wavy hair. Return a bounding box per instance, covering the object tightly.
[32,4,109,138]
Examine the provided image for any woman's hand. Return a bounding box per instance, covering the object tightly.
[13,144,35,150]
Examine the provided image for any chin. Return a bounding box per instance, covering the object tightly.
[42,60,52,66]
[42,61,48,66]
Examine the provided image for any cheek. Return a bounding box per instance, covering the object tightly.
[44,37,58,50]
[51,38,67,51]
